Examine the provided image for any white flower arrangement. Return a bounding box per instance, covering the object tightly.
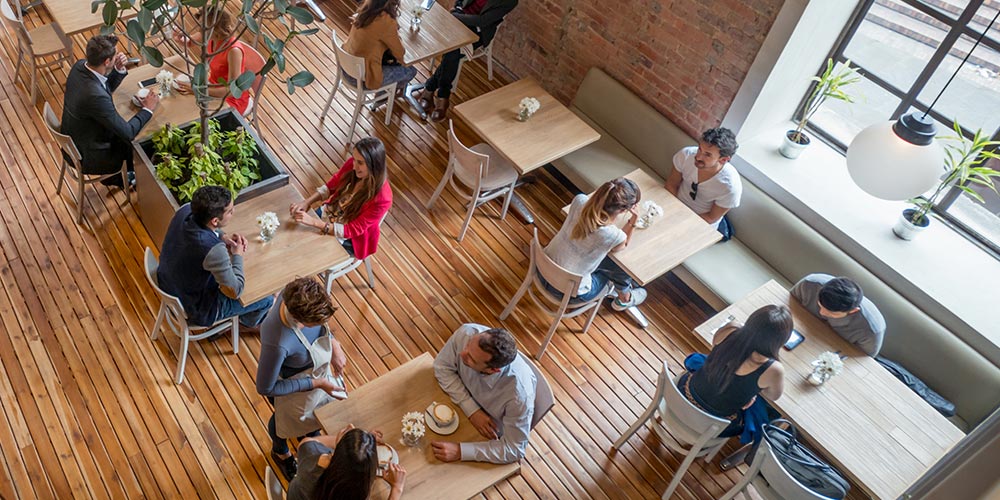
[401,411,426,443]
[155,70,175,97]
[634,200,664,229]
[409,6,424,28]
[808,351,844,385]
[517,97,541,121]
[256,211,280,232]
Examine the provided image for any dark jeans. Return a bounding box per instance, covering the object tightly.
[424,41,483,98]
[77,140,134,186]
[267,397,321,455]
[215,293,273,327]
[538,256,634,304]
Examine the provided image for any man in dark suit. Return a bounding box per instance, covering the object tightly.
[61,34,160,188]
[417,0,518,122]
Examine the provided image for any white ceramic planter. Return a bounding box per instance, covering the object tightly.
[778,130,811,159]
[892,209,930,241]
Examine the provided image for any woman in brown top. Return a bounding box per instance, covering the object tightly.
[343,0,417,91]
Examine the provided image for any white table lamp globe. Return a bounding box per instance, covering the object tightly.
[846,113,944,201]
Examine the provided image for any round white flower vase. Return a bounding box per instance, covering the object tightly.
[400,432,421,447]
[807,369,829,386]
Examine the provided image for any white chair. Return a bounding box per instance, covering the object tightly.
[499,228,614,360]
[425,120,518,242]
[143,247,240,385]
[1,0,72,102]
[432,23,503,92]
[612,361,730,499]
[719,438,834,500]
[40,102,130,224]
[323,213,387,293]
[265,465,284,500]
[319,29,397,143]
[522,354,555,429]
[240,43,268,134]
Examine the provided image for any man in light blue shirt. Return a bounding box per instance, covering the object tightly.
[431,324,536,464]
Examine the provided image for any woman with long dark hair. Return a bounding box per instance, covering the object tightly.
[542,177,648,310]
[342,0,417,91]
[290,137,393,260]
[678,304,792,436]
[287,425,406,500]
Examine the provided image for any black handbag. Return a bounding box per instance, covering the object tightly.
[762,420,850,499]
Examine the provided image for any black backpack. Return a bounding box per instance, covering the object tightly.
[762,420,850,499]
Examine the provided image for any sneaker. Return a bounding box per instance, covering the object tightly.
[611,287,647,311]
[271,451,297,482]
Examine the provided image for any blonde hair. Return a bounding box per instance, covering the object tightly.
[571,178,640,240]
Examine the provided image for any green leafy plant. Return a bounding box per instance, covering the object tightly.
[790,58,861,144]
[906,123,1000,225]
[152,119,261,203]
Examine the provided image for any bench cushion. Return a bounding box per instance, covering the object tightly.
[552,113,658,193]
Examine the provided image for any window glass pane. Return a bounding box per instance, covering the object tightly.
[916,0,971,20]
[808,71,901,145]
[843,0,949,91]
[945,158,1000,247]
[916,34,1000,136]
[969,2,1000,42]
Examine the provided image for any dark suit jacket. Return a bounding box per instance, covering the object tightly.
[61,60,152,171]
[454,0,518,48]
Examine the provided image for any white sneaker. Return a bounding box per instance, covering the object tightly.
[611,288,647,311]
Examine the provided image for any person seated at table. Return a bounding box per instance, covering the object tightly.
[544,177,648,311]
[791,274,886,357]
[343,0,417,93]
[430,323,536,464]
[289,137,393,260]
[677,304,791,437]
[257,277,347,481]
[664,127,742,232]
[157,185,274,331]
[62,34,160,188]
[416,0,519,122]
[288,424,407,500]
[172,6,254,115]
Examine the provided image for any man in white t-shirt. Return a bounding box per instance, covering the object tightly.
[665,127,742,229]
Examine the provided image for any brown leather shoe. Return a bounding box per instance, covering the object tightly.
[416,89,435,114]
[430,96,450,122]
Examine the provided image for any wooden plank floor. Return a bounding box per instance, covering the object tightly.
[0,2,757,498]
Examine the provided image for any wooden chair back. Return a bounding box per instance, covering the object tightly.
[521,353,554,430]
[0,0,32,48]
[240,42,268,100]
[42,101,82,163]
[755,439,833,499]
[143,247,190,329]
[332,30,366,91]
[529,229,582,302]
[447,120,489,189]
[265,465,284,500]
[659,361,729,442]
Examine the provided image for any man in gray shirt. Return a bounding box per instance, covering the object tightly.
[430,324,536,464]
[790,274,886,356]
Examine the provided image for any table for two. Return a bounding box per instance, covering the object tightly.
[693,281,964,499]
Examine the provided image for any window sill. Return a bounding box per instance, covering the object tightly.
[733,122,1000,361]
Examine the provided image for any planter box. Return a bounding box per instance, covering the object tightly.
[134,110,289,248]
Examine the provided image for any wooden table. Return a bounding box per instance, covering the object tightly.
[315,353,521,500]
[42,0,136,35]
[225,185,352,306]
[112,56,203,141]
[693,281,964,500]
[396,0,478,119]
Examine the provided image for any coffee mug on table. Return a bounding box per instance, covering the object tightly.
[430,403,456,427]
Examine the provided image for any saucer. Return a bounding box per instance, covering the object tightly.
[424,403,459,435]
[375,444,398,477]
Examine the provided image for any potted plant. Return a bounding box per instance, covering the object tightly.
[779,58,861,159]
[93,0,318,243]
[893,123,1000,240]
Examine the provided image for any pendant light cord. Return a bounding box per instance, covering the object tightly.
[923,6,1000,119]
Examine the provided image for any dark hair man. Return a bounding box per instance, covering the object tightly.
[791,274,886,356]
[157,186,274,330]
[61,34,160,188]
[664,127,743,229]
[431,324,536,464]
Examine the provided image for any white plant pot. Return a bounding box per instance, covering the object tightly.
[893,209,930,241]
[778,130,811,159]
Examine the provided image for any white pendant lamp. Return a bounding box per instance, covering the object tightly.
[846,6,998,201]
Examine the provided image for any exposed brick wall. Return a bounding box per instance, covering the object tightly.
[490,0,785,138]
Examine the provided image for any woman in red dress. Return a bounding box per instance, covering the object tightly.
[173,6,253,115]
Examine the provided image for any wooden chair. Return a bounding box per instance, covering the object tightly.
[143,247,240,385]
[320,29,397,143]
[612,361,730,499]
[265,465,284,500]
[323,213,387,293]
[240,43,268,133]
[719,438,834,500]
[425,120,518,242]
[522,354,555,429]
[499,228,614,360]
[432,23,504,92]
[40,102,130,224]
[1,0,72,103]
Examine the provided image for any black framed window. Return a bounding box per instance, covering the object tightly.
[803,0,1000,255]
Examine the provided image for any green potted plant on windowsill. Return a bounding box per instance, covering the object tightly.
[893,123,1000,240]
[779,58,861,159]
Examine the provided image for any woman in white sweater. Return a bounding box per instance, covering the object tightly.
[542,178,646,310]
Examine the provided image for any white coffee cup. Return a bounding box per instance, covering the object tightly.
[175,74,190,84]
[430,403,455,427]
[133,87,150,107]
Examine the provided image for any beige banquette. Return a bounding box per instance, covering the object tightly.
[552,67,1000,429]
